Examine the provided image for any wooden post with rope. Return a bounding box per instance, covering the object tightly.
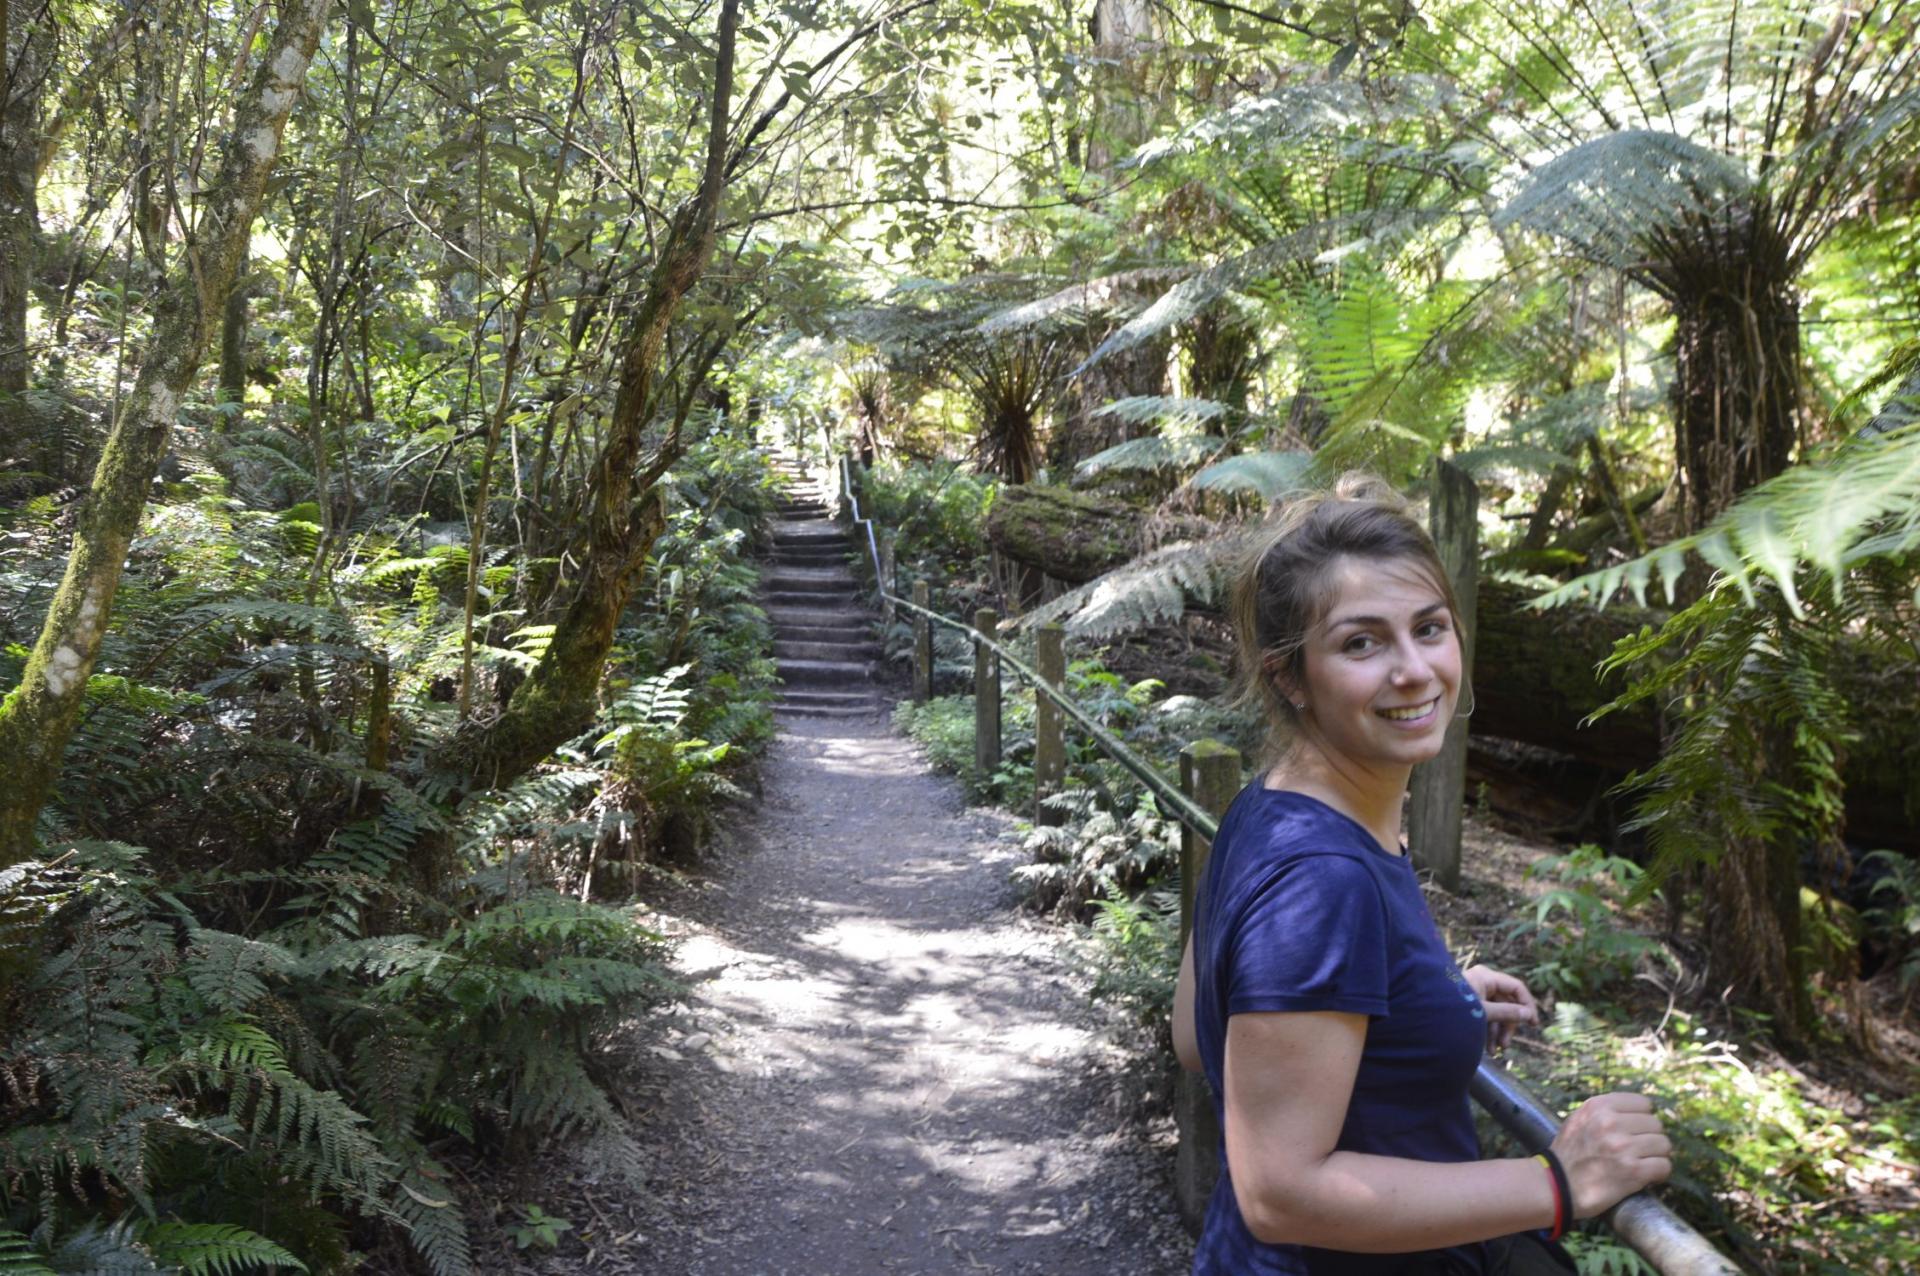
[974,607,1000,782]
[912,580,933,702]
[1033,623,1066,825]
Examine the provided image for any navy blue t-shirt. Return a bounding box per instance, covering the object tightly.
[1192,784,1489,1276]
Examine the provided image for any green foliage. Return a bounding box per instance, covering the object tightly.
[1515,1003,1920,1275]
[1860,851,1920,997]
[507,1205,573,1251]
[1559,1234,1656,1276]
[1016,791,1180,919]
[143,1222,308,1275]
[1505,847,1674,999]
[855,460,999,593]
[1080,887,1181,1032]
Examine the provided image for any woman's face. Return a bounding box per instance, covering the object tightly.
[1287,555,1462,775]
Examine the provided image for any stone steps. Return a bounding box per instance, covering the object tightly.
[761,451,883,718]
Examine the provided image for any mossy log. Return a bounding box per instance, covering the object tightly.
[982,493,1918,848]
[986,485,1142,584]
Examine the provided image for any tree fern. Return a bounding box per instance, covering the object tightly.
[1072,433,1229,482]
[1492,130,1752,285]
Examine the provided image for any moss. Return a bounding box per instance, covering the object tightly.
[985,484,1141,583]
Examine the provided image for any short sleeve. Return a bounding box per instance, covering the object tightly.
[1226,853,1391,1017]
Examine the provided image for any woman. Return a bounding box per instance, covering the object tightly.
[1170,475,1671,1275]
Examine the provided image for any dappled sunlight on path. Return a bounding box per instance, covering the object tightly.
[625,715,1190,1276]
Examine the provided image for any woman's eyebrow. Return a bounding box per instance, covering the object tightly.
[1326,600,1449,630]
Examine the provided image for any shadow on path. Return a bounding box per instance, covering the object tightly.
[620,715,1192,1276]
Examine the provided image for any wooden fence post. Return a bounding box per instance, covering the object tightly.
[973,607,1000,782]
[1408,457,1479,892]
[1174,739,1241,1236]
[912,580,933,702]
[1033,624,1066,825]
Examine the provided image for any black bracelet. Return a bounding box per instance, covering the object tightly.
[1537,1147,1575,1239]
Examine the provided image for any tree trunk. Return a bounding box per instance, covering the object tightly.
[0,0,335,864]
[0,11,47,470]
[442,0,741,789]
[1671,266,1802,531]
[216,252,252,426]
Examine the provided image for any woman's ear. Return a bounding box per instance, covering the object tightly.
[1265,655,1302,709]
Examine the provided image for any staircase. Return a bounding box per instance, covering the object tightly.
[764,456,884,719]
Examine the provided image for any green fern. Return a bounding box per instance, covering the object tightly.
[1537,423,1920,612]
[1073,433,1229,482]
[1185,450,1317,502]
[1019,537,1241,639]
[0,1229,58,1276]
[142,1223,307,1276]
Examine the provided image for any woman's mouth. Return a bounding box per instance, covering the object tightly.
[1376,697,1440,723]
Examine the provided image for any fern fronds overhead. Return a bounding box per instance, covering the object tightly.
[1130,75,1461,164]
[1491,130,1753,288]
[1079,209,1448,372]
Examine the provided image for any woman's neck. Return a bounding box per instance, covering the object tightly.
[1263,744,1410,856]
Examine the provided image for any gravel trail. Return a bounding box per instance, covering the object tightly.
[601,714,1193,1276]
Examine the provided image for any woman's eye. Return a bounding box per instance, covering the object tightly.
[1418,621,1449,639]
[1343,634,1376,653]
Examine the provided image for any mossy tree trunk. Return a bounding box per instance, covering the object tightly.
[0,0,335,864]
[441,0,741,790]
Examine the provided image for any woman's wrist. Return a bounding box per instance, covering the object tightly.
[1532,1151,1571,1239]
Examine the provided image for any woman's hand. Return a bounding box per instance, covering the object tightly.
[1461,964,1538,1052]
[1549,1092,1673,1217]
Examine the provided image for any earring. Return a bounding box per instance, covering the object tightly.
[1454,685,1476,720]
[1294,702,1307,712]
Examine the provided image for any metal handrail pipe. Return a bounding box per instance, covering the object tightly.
[1471,1064,1740,1274]
[831,452,1739,1275]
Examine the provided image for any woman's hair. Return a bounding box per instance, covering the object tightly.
[1229,471,1462,753]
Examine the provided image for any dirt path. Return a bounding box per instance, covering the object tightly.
[588,715,1193,1275]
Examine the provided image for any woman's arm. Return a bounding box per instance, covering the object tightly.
[1172,934,1200,1072]
[1224,1010,1671,1251]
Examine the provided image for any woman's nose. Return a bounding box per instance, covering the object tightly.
[1390,640,1433,684]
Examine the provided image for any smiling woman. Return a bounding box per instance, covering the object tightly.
[1168,474,1673,1276]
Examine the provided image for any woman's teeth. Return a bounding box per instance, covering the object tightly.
[1378,699,1437,720]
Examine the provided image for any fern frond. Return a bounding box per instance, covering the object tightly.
[142,1223,308,1276]
[389,1165,471,1276]
[1537,423,1920,611]
[42,1219,159,1274]
[1019,538,1243,639]
[1073,434,1228,481]
[1493,130,1752,276]
[1184,451,1317,503]
[183,931,298,1014]
[1079,209,1443,372]
[1131,75,1458,164]
[972,266,1192,337]
[0,1229,57,1276]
